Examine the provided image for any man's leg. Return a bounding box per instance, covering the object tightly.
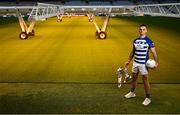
[130,72,139,92]
[124,72,138,98]
[142,75,151,98]
[142,75,151,106]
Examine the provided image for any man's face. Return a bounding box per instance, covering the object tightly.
[139,26,147,36]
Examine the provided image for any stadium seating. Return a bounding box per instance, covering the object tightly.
[0,0,179,6]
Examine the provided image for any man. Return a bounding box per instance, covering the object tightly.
[124,24,158,106]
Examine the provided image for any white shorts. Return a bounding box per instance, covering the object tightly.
[132,62,148,75]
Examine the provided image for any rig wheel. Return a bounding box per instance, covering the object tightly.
[19,32,28,40]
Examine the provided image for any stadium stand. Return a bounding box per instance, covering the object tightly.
[135,0,179,4]
[114,0,134,5]
[0,0,179,7]
[65,1,86,5]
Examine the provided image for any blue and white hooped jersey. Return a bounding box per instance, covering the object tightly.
[133,36,154,64]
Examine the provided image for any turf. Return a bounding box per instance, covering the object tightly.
[0,16,180,113]
[0,83,180,114]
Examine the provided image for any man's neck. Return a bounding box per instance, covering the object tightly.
[140,35,146,38]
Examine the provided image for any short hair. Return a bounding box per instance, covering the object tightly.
[139,24,147,28]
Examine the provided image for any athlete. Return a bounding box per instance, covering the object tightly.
[124,24,158,106]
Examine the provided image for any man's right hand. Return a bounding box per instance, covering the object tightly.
[125,61,130,67]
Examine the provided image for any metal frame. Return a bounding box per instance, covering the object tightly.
[28,3,64,21]
[57,14,63,22]
[0,2,180,40]
[134,3,180,18]
[28,3,136,21]
[91,8,112,39]
[16,9,35,40]
[86,13,93,22]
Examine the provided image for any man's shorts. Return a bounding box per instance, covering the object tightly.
[132,61,148,75]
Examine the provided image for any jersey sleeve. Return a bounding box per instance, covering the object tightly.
[147,38,154,48]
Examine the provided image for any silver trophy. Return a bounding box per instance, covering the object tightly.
[117,67,132,88]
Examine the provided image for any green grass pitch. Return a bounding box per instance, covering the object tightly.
[0,16,180,113]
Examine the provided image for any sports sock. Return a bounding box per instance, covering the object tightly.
[146,93,151,98]
[131,88,135,92]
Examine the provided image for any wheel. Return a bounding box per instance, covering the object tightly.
[98,31,107,39]
[29,30,35,36]
[19,32,28,40]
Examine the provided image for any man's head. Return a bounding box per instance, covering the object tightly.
[139,24,147,37]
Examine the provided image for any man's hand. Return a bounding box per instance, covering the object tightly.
[150,47,158,69]
[125,61,130,67]
[155,62,159,68]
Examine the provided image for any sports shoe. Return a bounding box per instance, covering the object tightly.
[142,98,151,106]
[124,92,136,98]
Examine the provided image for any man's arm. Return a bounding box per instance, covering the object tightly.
[150,47,158,68]
[125,47,135,67]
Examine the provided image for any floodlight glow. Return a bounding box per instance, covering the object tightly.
[71,8,75,11]
[82,8,85,11]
